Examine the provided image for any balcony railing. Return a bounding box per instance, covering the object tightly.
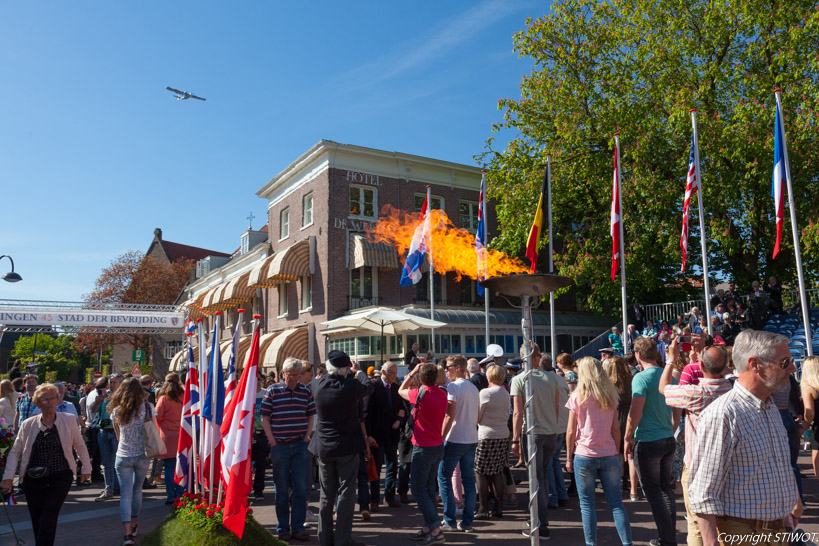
[348,296,380,310]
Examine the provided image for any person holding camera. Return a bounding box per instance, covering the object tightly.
[1,383,90,546]
[90,373,123,501]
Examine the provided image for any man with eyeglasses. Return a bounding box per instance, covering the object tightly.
[689,330,802,546]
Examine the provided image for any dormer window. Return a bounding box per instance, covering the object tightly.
[241,233,249,254]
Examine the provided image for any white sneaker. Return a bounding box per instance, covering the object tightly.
[440,520,454,531]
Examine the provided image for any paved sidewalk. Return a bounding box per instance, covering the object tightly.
[3,454,819,545]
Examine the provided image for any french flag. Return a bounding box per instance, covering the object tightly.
[400,190,431,287]
[772,101,787,259]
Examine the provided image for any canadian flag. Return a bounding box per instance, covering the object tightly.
[611,143,621,281]
[219,317,261,539]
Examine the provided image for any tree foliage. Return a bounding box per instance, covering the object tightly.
[11,334,93,381]
[74,251,193,353]
[481,0,819,312]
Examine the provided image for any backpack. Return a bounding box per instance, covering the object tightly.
[401,387,427,442]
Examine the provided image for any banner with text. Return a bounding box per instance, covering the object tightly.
[0,309,185,328]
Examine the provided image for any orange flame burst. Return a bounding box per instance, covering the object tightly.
[368,205,528,281]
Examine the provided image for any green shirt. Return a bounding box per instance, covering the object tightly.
[631,366,674,442]
[510,369,560,435]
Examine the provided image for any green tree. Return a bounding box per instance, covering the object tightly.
[482,0,819,312]
[10,334,93,381]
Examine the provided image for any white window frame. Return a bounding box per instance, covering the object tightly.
[279,207,290,241]
[349,266,379,302]
[349,185,377,221]
[278,282,289,317]
[459,200,479,233]
[414,193,444,212]
[163,340,184,360]
[300,275,313,312]
[241,233,250,254]
[302,192,314,229]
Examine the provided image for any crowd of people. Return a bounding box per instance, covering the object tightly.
[0,275,815,546]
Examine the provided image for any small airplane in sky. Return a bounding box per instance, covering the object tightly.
[166,87,206,101]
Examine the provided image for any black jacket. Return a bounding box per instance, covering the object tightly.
[309,372,374,458]
[366,379,403,445]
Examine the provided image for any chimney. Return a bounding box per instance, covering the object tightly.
[154,228,162,240]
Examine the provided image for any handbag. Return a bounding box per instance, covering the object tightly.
[142,402,167,458]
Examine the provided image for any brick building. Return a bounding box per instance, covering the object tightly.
[174,141,611,375]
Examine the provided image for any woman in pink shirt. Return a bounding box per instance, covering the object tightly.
[566,357,632,546]
[155,374,184,504]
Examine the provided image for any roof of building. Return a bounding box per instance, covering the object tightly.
[147,228,230,264]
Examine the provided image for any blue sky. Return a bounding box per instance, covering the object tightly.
[0,1,538,302]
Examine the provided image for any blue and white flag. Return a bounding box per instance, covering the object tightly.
[476,171,487,296]
[400,192,430,287]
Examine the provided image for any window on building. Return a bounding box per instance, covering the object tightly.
[280,208,290,240]
[459,200,479,232]
[241,233,249,255]
[415,272,444,304]
[460,279,478,305]
[303,193,313,228]
[278,283,288,316]
[414,193,444,212]
[300,275,312,311]
[349,186,376,219]
[164,340,184,360]
[350,266,377,308]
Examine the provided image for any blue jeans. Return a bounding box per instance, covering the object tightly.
[270,441,310,533]
[163,458,184,502]
[574,455,633,546]
[634,437,677,546]
[547,433,569,506]
[438,442,477,527]
[114,455,150,525]
[411,444,444,530]
[98,429,120,494]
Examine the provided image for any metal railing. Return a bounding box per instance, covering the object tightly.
[572,322,623,360]
[644,299,705,325]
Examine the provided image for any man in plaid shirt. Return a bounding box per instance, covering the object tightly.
[14,374,40,431]
[688,330,802,546]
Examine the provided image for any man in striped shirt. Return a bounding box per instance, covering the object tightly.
[688,330,802,546]
[261,357,316,542]
[659,342,732,546]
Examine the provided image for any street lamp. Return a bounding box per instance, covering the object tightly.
[0,254,22,282]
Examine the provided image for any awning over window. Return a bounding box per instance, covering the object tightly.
[259,327,309,371]
[222,272,254,305]
[220,333,254,367]
[348,233,400,270]
[169,339,232,372]
[249,238,313,288]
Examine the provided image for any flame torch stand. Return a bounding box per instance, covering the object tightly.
[479,274,573,546]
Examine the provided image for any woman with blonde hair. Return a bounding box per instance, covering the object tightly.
[108,377,157,545]
[566,357,632,546]
[801,356,819,477]
[0,379,17,422]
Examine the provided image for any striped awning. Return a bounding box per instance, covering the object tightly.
[348,233,400,270]
[222,271,254,305]
[259,327,309,371]
[250,238,311,287]
[169,348,188,372]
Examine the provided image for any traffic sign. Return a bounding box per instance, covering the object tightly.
[132,350,145,362]
[131,364,141,375]
[93,371,102,379]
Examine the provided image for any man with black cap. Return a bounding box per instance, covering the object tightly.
[309,350,374,546]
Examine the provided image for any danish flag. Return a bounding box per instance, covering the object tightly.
[611,143,621,281]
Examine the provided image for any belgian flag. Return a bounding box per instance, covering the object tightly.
[525,170,549,273]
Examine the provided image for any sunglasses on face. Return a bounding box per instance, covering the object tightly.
[761,356,794,369]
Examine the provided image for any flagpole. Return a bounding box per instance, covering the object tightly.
[690,110,713,336]
[197,318,206,493]
[547,155,556,361]
[482,170,490,348]
[615,134,628,341]
[427,186,436,358]
[774,89,813,355]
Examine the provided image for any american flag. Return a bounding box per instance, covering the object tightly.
[611,143,621,281]
[476,170,487,296]
[680,136,700,272]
